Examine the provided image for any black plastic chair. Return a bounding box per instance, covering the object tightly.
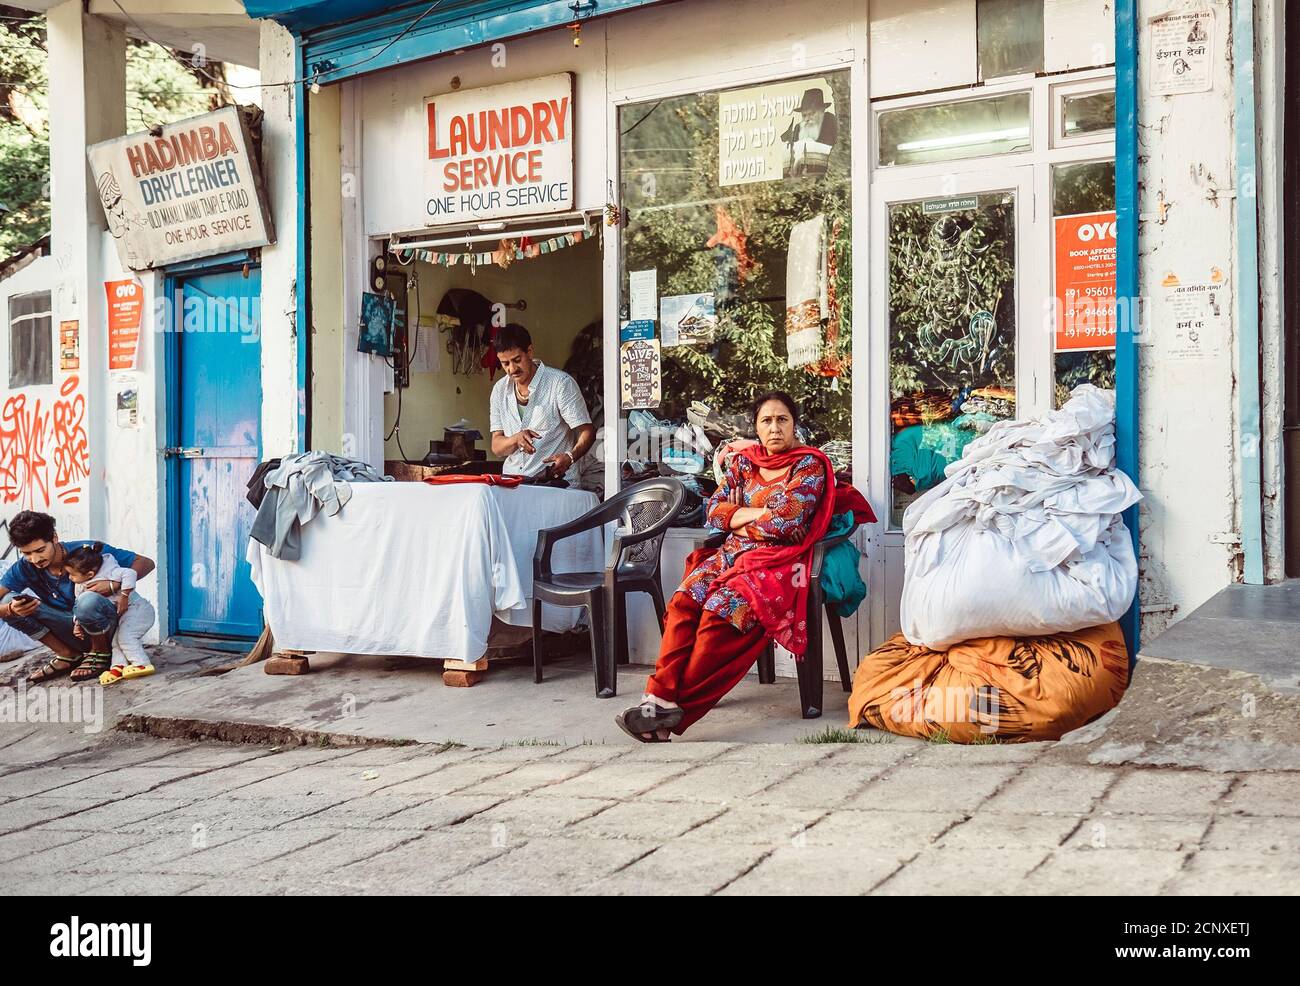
[704,528,855,719]
[532,477,687,697]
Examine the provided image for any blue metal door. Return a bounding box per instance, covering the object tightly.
[167,266,263,638]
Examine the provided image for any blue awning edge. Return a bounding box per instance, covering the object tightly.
[241,0,401,35]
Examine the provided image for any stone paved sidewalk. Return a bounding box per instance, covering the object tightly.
[1,726,1295,895]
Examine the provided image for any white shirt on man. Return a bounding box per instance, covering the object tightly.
[489,361,591,484]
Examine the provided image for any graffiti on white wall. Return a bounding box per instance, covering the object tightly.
[0,374,90,509]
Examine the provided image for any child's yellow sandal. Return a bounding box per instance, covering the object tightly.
[98,666,126,686]
[121,663,155,680]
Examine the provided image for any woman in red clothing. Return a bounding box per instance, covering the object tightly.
[616,391,838,742]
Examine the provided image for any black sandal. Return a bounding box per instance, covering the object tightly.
[26,654,82,684]
[614,703,685,743]
[70,651,111,683]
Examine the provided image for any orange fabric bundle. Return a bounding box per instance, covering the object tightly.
[847,624,1129,743]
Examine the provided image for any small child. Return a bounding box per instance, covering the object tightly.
[65,542,156,686]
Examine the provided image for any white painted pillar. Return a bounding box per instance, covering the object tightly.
[46,2,126,539]
[258,20,301,457]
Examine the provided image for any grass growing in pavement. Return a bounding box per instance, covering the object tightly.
[502,738,563,747]
[926,728,1002,745]
[800,726,894,744]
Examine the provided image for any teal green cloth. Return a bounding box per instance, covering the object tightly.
[890,422,977,492]
[820,511,866,618]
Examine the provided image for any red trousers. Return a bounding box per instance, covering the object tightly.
[645,592,768,734]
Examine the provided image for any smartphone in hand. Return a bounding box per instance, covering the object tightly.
[8,595,37,615]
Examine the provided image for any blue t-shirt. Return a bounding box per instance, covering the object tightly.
[1,541,138,612]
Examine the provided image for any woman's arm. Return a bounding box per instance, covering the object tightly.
[728,486,764,533]
[736,456,827,543]
[130,554,155,581]
[704,460,743,533]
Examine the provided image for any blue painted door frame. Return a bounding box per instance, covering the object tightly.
[163,256,265,640]
[1115,0,1140,657]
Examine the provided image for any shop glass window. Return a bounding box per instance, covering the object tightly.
[1062,90,1115,140]
[877,92,1031,168]
[8,290,52,388]
[1052,160,1116,408]
[618,70,852,506]
[978,0,1045,79]
[886,192,1017,528]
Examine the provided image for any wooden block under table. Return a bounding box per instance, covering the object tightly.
[441,656,488,687]
[265,650,312,675]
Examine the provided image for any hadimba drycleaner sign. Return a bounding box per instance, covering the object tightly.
[424,73,574,226]
[88,105,275,270]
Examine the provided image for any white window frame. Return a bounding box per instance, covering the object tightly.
[1051,73,1117,149]
[7,289,53,389]
[872,78,1037,178]
[870,68,1116,179]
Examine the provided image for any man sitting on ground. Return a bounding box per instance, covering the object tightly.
[0,510,155,684]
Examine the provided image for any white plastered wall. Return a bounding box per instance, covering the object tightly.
[96,236,165,639]
[1133,0,1243,636]
[258,19,302,459]
[1255,0,1287,583]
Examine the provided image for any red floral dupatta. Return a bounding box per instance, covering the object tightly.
[691,443,845,658]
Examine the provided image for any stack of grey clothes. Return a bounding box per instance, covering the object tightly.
[249,451,392,560]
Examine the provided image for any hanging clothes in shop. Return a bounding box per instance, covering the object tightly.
[436,288,494,377]
[785,214,827,369]
[562,320,603,423]
[804,216,849,380]
[706,206,754,307]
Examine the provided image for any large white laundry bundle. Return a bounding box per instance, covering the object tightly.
[900,385,1141,650]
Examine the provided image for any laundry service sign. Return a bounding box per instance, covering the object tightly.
[425,73,574,226]
[88,105,274,270]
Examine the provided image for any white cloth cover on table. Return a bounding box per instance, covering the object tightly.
[900,385,1142,650]
[488,485,608,633]
[248,482,525,661]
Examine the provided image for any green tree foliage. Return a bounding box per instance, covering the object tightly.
[0,7,227,257]
[0,8,49,256]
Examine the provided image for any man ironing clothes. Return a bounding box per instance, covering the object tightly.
[489,323,596,484]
